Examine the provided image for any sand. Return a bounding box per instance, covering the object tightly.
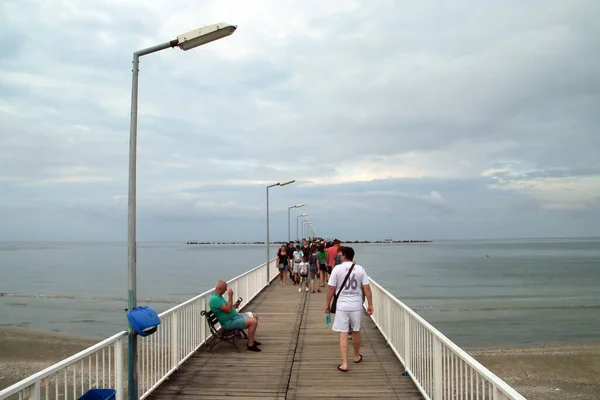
[0,327,98,391]
[466,342,600,400]
[1,327,599,399]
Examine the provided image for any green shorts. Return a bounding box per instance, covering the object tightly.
[222,316,247,330]
[300,275,308,283]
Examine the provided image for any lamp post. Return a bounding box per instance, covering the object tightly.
[287,203,305,242]
[127,22,236,400]
[296,213,308,241]
[266,179,295,285]
[302,219,311,239]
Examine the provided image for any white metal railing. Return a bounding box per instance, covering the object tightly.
[0,332,127,400]
[0,259,279,400]
[367,278,527,400]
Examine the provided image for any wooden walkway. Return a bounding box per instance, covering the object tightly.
[149,281,423,400]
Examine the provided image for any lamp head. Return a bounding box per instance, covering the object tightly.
[177,23,236,51]
[295,203,305,208]
[279,179,295,186]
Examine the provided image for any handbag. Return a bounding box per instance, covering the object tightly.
[329,263,355,314]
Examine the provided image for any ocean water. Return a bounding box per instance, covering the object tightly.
[0,238,598,347]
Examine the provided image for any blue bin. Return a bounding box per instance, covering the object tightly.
[77,389,116,400]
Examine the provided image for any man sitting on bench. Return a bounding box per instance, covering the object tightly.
[209,280,262,352]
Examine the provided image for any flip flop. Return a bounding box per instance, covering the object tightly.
[354,354,363,363]
[337,365,348,372]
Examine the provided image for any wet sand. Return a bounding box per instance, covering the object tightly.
[1,327,599,399]
[0,327,98,391]
[467,341,600,400]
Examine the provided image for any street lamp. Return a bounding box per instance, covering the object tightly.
[296,213,308,241]
[266,179,295,284]
[287,203,305,242]
[127,22,236,400]
[302,219,311,239]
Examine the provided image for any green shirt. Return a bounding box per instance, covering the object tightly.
[317,251,327,262]
[209,292,239,325]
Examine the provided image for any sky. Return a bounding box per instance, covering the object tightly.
[1,0,599,242]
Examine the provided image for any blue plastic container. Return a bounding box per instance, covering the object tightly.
[126,306,161,337]
[77,389,116,400]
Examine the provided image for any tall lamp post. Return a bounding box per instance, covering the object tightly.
[266,180,295,284]
[287,203,305,242]
[302,219,311,239]
[296,213,308,241]
[126,22,236,400]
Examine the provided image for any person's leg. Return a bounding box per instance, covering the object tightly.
[245,317,258,347]
[351,330,361,361]
[332,311,350,371]
[339,332,349,370]
[350,311,362,362]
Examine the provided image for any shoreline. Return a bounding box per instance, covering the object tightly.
[1,327,598,399]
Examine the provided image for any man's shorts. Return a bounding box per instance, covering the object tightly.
[332,310,362,332]
[310,270,319,280]
[319,264,328,272]
[293,263,300,273]
[222,316,247,330]
[327,266,333,274]
[278,263,288,272]
[300,275,308,283]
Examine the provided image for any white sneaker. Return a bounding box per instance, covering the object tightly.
[305,288,309,292]
[298,287,301,292]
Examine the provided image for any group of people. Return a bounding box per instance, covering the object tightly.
[276,238,342,292]
[208,237,374,372]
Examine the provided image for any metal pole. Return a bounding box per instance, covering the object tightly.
[127,52,140,400]
[127,40,176,400]
[287,207,291,243]
[266,186,270,285]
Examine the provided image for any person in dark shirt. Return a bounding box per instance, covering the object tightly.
[277,245,289,285]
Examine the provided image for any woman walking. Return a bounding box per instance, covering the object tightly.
[277,245,289,285]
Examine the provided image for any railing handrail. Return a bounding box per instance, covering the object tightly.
[0,331,128,398]
[157,260,270,318]
[368,278,526,400]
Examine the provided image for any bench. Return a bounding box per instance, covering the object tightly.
[201,310,247,352]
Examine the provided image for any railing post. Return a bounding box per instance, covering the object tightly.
[115,338,125,400]
[433,337,442,400]
[171,311,179,370]
[200,298,206,344]
[29,380,41,400]
[404,310,411,373]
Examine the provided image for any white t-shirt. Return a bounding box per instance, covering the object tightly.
[328,262,369,312]
[299,262,309,275]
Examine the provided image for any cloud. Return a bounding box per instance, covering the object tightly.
[0,0,599,241]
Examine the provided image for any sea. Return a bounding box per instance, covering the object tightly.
[0,238,599,348]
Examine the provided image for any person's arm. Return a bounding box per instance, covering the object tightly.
[219,288,235,313]
[325,270,337,313]
[325,285,336,313]
[362,284,373,315]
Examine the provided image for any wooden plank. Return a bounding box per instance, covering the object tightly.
[149,281,423,400]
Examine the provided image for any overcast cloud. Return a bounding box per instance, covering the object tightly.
[1,0,599,242]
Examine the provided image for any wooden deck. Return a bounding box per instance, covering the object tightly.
[149,281,423,400]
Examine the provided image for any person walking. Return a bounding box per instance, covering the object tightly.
[325,246,373,372]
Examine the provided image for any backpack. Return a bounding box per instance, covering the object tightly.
[299,263,308,276]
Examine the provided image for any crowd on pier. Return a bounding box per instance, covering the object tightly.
[275,237,344,292]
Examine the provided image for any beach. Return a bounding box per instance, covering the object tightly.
[1,327,599,399]
[467,342,600,400]
[0,327,98,391]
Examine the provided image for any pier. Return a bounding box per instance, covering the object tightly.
[149,282,421,400]
[0,261,525,400]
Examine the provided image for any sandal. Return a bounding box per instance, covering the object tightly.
[337,365,348,372]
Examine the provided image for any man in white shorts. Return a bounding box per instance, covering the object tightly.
[325,246,374,372]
